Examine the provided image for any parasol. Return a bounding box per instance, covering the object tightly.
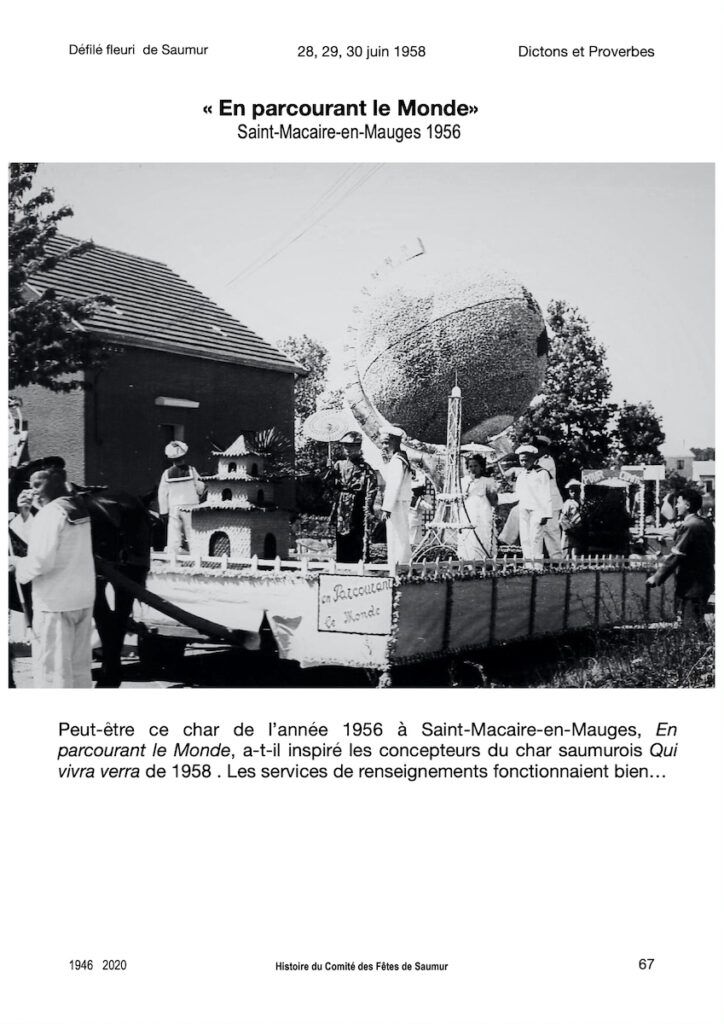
[461,443,495,456]
[303,410,353,463]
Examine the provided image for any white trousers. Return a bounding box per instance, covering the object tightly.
[498,505,519,545]
[31,608,94,688]
[387,504,412,570]
[519,508,545,567]
[167,509,193,553]
[541,509,564,561]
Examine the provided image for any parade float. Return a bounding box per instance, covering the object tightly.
[133,249,675,684]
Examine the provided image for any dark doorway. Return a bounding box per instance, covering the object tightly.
[209,531,231,557]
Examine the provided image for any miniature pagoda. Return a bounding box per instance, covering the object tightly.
[182,434,291,561]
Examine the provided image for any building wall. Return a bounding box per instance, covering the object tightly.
[34,345,296,500]
[15,382,87,485]
[665,455,694,479]
[692,461,715,494]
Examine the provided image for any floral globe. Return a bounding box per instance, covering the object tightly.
[344,251,548,450]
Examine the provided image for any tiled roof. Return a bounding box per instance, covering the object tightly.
[201,473,274,482]
[184,500,278,512]
[27,234,303,375]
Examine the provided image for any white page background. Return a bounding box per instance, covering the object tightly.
[1,2,722,1022]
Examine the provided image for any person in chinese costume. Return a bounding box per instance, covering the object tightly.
[327,431,378,563]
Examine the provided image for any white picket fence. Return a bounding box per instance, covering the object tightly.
[150,550,654,578]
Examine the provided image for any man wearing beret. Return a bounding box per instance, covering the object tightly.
[11,457,95,687]
[327,431,378,563]
[158,441,206,553]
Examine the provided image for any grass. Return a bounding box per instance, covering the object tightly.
[450,620,715,688]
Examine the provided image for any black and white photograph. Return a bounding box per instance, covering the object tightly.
[8,162,715,689]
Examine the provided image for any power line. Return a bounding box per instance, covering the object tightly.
[225,165,359,285]
[225,164,384,288]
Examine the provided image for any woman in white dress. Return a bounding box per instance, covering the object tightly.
[458,454,499,561]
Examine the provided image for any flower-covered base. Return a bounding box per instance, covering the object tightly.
[136,562,677,671]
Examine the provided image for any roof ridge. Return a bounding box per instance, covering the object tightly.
[52,233,171,272]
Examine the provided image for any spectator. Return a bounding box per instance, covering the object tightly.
[559,480,583,558]
[646,487,714,626]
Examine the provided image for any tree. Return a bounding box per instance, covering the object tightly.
[514,300,617,482]
[275,335,339,513]
[277,334,330,432]
[250,427,293,476]
[317,384,345,411]
[690,446,715,461]
[665,469,691,493]
[611,400,666,465]
[9,163,113,393]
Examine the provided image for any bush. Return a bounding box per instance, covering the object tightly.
[546,622,714,688]
[580,486,633,555]
[527,622,714,688]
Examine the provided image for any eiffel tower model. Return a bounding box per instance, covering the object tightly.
[412,383,474,561]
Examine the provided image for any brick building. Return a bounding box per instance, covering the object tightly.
[17,235,302,504]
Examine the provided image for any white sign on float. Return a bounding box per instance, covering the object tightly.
[317,574,394,635]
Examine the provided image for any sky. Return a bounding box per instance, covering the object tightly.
[34,162,714,455]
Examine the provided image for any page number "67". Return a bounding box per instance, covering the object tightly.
[638,958,655,970]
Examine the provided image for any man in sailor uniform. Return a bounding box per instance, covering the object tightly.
[157,441,206,553]
[12,458,95,687]
[514,444,553,568]
[534,435,564,562]
[380,427,413,571]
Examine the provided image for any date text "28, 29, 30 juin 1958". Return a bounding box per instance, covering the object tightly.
[297,44,426,60]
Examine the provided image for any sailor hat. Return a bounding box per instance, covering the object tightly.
[515,444,538,456]
[15,455,66,482]
[165,440,189,459]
